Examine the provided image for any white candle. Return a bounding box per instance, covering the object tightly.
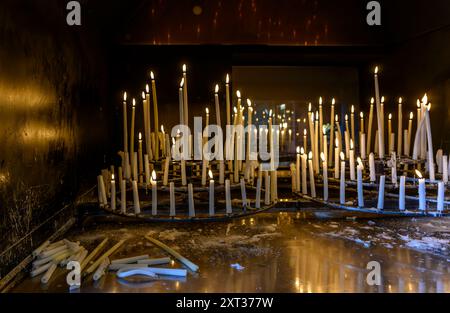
[214,84,221,128]
[225,74,231,127]
[225,179,232,213]
[181,159,187,186]
[240,178,247,208]
[323,128,328,169]
[179,79,184,125]
[329,98,335,164]
[321,152,328,201]
[209,170,215,216]
[377,175,385,210]
[334,138,340,179]
[340,152,346,204]
[388,113,392,153]
[416,170,426,211]
[111,174,116,211]
[406,112,413,156]
[357,158,364,208]
[122,92,128,155]
[150,171,157,216]
[374,67,384,158]
[163,157,170,186]
[367,98,374,154]
[303,129,308,153]
[264,172,271,204]
[97,175,107,206]
[308,104,315,161]
[443,155,448,183]
[144,154,150,186]
[314,112,319,173]
[381,96,385,155]
[308,152,316,198]
[169,182,176,217]
[391,153,398,185]
[319,97,324,154]
[132,180,140,214]
[399,176,406,211]
[130,97,136,165]
[423,101,435,182]
[437,149,443,174]
[145,86,152,159]
[360,133,366,160]
[369,153,376,182]
[349,139,355,181]
[296,147,301,192]
[398,97,403,156]
[138,133,144,183]
[437,182,445,212]
[255,174,262,209]
[120,179,126,214]
[301,148,308,195]
[188,183,195,217]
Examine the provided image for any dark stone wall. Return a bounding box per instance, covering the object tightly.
[0,0,111,277]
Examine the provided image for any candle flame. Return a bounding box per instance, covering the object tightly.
[161,125,165,133]
[374,66,378,74]
[340,152,345,161]
[422,93,428,105]
[236,90,241,98]
[357,157,363,168]
[112,174,115,180]
[233,107,237,114]
[146,84,150,93]
[150,71,155,80]
[139,132,142,140]
[381,96,385,103]
[308,103,312,112]
[132,98,136,107]
[206,107,209,114]
[142,91,146,100]
[172,138,176,145]
[416,99,421,108]
[208,170,213,180]
[296,146,300,154]
[410,112,414,120]
[180,77,185,88]
[345,114,348,121]
[247,99,252,107]
[415,169,423,179]
[323,127,326,136]
[269,109,273,116]
[123,92,127,101]
[427,103,431,111]
[350,139,354,150]
[215,84,219,93]
[151,170,157,181]
[289,129,292,135]
[226,74,229,84]
[388,113,392,120]
[335,114,339,122]
[304,129,307,135]
[399,97,403,104]
[371,97,374,104]
[308,151,313,160]
[300,147,305,155]
[319,97,323,105]
[332,98,336,105]
[335,138,339,148]
[320,152,325,162]
[360,112,364,118]
[182,64,187,73]
[351,105,354,113]
[315,111,319,120]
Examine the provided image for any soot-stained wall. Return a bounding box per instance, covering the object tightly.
[0,1,111,277]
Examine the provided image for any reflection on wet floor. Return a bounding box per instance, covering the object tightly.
[12,210,450,293]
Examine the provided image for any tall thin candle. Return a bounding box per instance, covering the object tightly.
[397,97,403,156]
[329,98,336,164]
[367,98,374,154]
[150,71,160,160]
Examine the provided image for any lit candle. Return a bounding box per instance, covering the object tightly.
[416,100,422,156]
[423,98,435,182]
[367,98,374,154]
[225,74,231,127]
[416,170,426,211]
[150,71,160,160]
[344,130,350,159]
[225,179,232,213]
[138,132,144,183]
[381,96,385,155]
[307,103,315,161]
[308,152,316,198]
[214,84,221,128]
[349,139,355,181]
[122,92,128,155]
[397,97,403,156]
[111,174,116,211]
[443,155,448,183]
[437,182,445,212]
[120,178,126,214]
[247,99,253,162]
[387,113,393,153]
[345,114,350,141]
[179,78,184,125]
[296,147,301,192]
[369,153,376,182]
[377,175,385,210]
[209,170,215,216]
[321,152,328,201]
[301,148,308,195]
[145,85,151,159]
[322,128,328,169]
[205,107,210,129]
[350,105,355,143]
[329,98,335,164]
[334,138,340,179]
[151,170,157,216]
[314,112,319,173]
[169,182,176,217]
[399,176,406,211]
[182,65,189,126]
[303,129,308,153]
[374,67,384,158]
[319,97,324,154]
[130,98,136,177]
[357,157,364,208]
[340,152,346,204]
[188,183,195,217]
[360,112,365,136]
[132,180,140,214]
[360,132,366,160]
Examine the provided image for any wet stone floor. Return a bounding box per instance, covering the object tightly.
[12,208,450,293]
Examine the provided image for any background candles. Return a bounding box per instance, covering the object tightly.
[182,65,189,127]
[374,67,384,158]
[214,84,221,128]
[151,170,157,216]
[138,132,143,183]
[340,152,346,204]
[179,78,184,125]
[388,113,392,152]
[319,97,323,154]
[416,170,426,211]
